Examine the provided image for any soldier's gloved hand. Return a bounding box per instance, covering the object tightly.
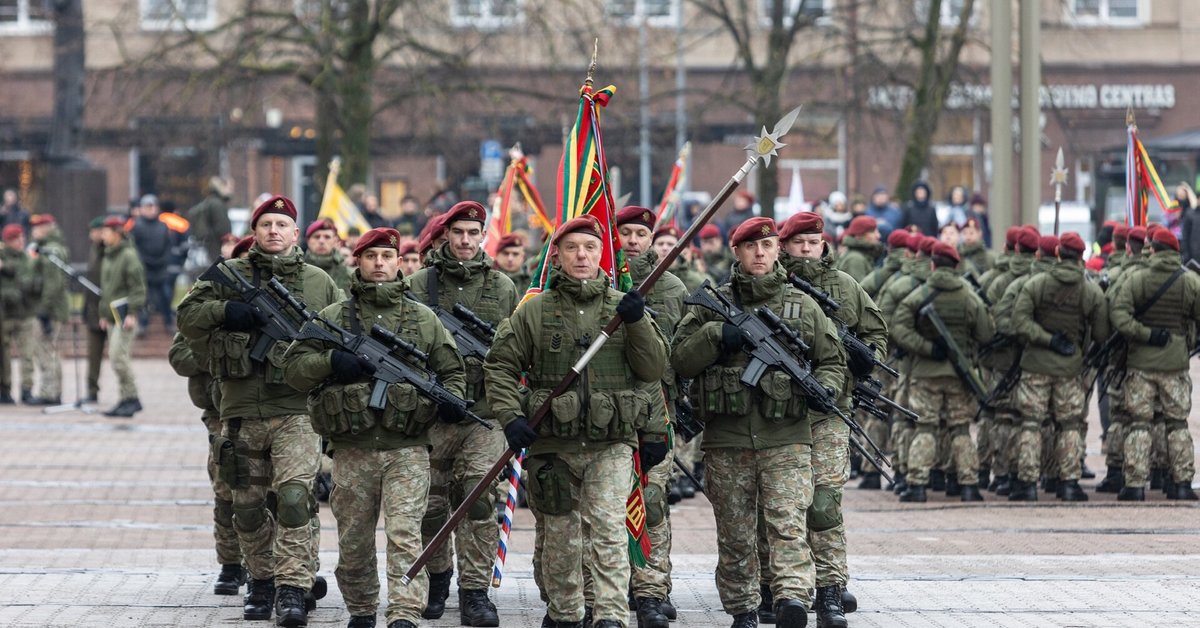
[504,416,539,451]
[1049,332,1076,356]
[223,302,267,331]
[808,386,838,414]
[616,291,646,324]
[1148,328,1171,347]
[929,337,949,361]
[329,350,375,384]
[847,343,876,379]
[437,401,468,424]
[638,439,669,470]
[719,323,747,355]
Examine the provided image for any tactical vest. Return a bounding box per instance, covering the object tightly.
[421,266,506,401]
[916,285,975,353]
[1033,274,1087,346]
[207,263,306,385]
[1138,268,1188,335]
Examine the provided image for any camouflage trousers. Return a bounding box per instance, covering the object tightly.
[906,377,979,487]
[889,370,914,474]
[989,406,1019,479]
[706,444,814,614]
[107,324,138,400]
[331,445,431,625]
[203,415,240,566]
[527,443,633,625]
[673,434,702,481]
[223,415,320,589]
[861,415,890,460]
[632,447,674,600]
[0,317,34,394]
[1122,369,1195,486]
[1103,379,1128,468]
[33,319,62,399]
[422,420,504,589]
[1014,372,1087,483]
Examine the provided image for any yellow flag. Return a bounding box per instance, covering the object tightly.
[318,159,371,239]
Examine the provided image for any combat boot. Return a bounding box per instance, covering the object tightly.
[539,615,553,628]
[214,563,246,595]
[813,586,847,628]
[421,569,452,620]
[977,467,990,488]
[660,596,677,620]
[929,469,946,491]
[1081,459,1096,479]
[1040,477,1058,494]
[306,576,327,612]
[1059,480,1088,502]
[945,475,961,497]
[387,622,417,628]
[773,599,807,628]
[898,484,926,503]
[1007,480,1037,502]
[275,584,308,627]
[1150,468,1165,490]
[693,461,705,491]
[668,480,683,504]
[994,475,1012,496]
[1168,483,1198,500]
[0,392,14,404]
[1117,486,1145,501]
[635,597,669,628]
[857,472,881,490]
[757,583,775,624]
[347,616,376,628]
[313,472,332,503]
[959,484,984,502]
[891,473,907,495]
[850,455,862,479]
[1096,466,1124,493]
[243,576,275,621]
[679,476,697,499]
[1163,477,1176,496]
[594,621,623,628]
[459,589,499,627]
[841,588,857,613]
[987,473,1003,492]
[731,611,758,628]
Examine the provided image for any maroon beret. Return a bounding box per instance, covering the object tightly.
[918,236,938,256]
[30,214,54,226]
[962,216,983,231]
[417,213,449,251]
[845,215,878,238]
[1005,226,1020,247]
[496,233,525,251]
[231,235,255,259]
[931,241,960,263]
[2,224,22,240]
[653,226,682,242]
[1113,223,1130,240]
[1016,226,1040,251]
[353,227,402,257]
[1039,235,1060,256]
[1152,228,1180,251]
[730,217,778,247]
[251,195,298,228]
[305,219,336,239]
[1059,232,1086,254]
[616,206,656,231]
[1128,226,1147,242]
[552,214,604,248]
[102,216,125,229]
[699,224,722,240]
[398,240,420,257]
[444,200,487,226]
[887,229,910,249]
[904,231,922,253]
[779,212,824,240]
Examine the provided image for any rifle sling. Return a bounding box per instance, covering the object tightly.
[347,296,362,335]
[1133,266,1186,319]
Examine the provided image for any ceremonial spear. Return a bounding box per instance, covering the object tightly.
[1051,147,1068,235]
[402,106,803,585]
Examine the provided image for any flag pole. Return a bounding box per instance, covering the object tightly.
[1050,147,1067,235]
[401,105,802,586]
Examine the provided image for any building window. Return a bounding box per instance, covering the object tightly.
[914,0,976,28]
[141,0,215,32]
[450,0,522,29]
[759,0,833,27]
[606,0,678,26]
[1070,0,1145,25]
[0,0,51,35]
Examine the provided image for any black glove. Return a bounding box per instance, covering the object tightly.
[223,302,267,332]
[36,314,52,337]
[930,337,948,361]
[1148,328,1171,347]
[847,343,876,379]
[437,401,469,424]
[329,350,375,384]
[808,386,838,414]
[616,291,645,324]
[1049,332,1076,356]
[639,439,669,470]
[720,323,747,355]
[504,416,539,450]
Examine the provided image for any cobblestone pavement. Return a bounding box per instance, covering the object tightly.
[0,358,1198,627]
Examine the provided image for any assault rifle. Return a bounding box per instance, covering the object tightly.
[269,281,491,430]
[200,262,304,363]
[415,297,496,362]
[673,378,704,443]
[788,275,898,379]
[852,377,919,424]
[42,252,101,296]
[962,272,992,306]
[918,303,990,404]
[685,282,891,479]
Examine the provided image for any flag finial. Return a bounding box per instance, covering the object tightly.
[1126,105,1136,129]
[585,39,598,89]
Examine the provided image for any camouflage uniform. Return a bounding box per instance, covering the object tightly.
[703,248,735,284]
[98,238,147,401]
[668,256,712,486]
[177,244,340,594]
[0,243,37,398]
[672,262,845,615]
[1101,252,1146,475]
[1011,258,1108,486]
[877,256,932,478]
[305,250,353,294]
[833,236,880,283]
[671,255,714,293]
[283,271,466,625]
[408,242,517,596]
[986,253,1043,485]
[31,230,70,400]
[892,267,994,489]
[1110,249,1200,490]
[971,250,1010,478]
[958,241,995,281]
[484,267,669,626]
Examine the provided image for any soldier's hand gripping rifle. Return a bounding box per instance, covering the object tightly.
[200,262,304,363]
[684,283,892,480]
[788,275,897,379]
[270,281,491,430]
[918,303,990,405]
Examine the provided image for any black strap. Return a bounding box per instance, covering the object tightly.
[1134,267,1186,318]
[425,268,439,307]
[347,296,362,335]
[916,286,942,313]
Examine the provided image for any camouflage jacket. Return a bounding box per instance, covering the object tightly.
[892,267,994,380]
[1111,251,1200,372]
[1012,259,1108,377]
[834,236,881,283]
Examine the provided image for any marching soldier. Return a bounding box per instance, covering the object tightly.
[672,217,845,628]
[860,229,909,300]
[83,216,107,403]
[1097,225,1143,493]
[833,215,882,282]
[30,214,70,404]
[958,217,994,280]
[484,214,669,628]
[653,225,712,293]
[699,224,734,284]
[304,219,353,293]
[1111,228,1200,501]
[0,224,36,404]
[167,332,245,596]
[894,242,994,503]
[284,227,469,628]
[399,241,422,278]
[408,200,516,626]
[97,217,147,418]
[1010,232,1107,502]
[493,232,531,291]
[970,226,1016,487]
[776,210,888,627]
[178,196,340,626]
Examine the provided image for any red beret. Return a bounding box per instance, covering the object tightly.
[778,212,824,240]
[353,228,402,257]
[616,206,656,231]
[653,226,682,242]
[887,229,909,249]
[102,216,125,229]
[1152,228,1180,251]
[1,224,22,240]
[737,190,755,204]
[931,241,960,263]
[1016,226,1040,251]
[1059,232,1086,254]
[918,236,938,256]
[496,233,525,251]
[30,214,54,226]
[231,235,255,259]
[730,217,778,247]
[398,240,420,257]
[1039,235,1060,256]
[444,200,487,226]
[220,232,239,244]
[251,195,298,228]
[962,216,983,231]
[1128,226,1147,242]
[552,214,604,248]
[845,215,878,237]
[1113,223,1130,239]
[305,219,336,239]
[1147,222,1164,233]
[904,231,921,253]
[699,224,722,241]
[1005,226,1020,247]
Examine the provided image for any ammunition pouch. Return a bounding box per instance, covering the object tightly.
[276,480,315,529]
[692,367,751,418]
[527,456,576,516]
[643,482,667,528]
[759,371,807,423]
[208,330,253,379]
[264,340,289,385]
[464,356,485,407]
[308,382,376,437]
[380,382,439,437]
[212,434,250,489]
[807,486,843,533]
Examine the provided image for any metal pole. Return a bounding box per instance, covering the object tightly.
[675,0,687,154]
[1019,0,1041,229]
[990,0,1013,246]
[638,0,652,207]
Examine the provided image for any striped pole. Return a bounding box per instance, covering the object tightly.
[491,450,525,587]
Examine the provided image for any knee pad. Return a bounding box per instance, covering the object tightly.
[276,480,315,529]
[457,477,495,522]
[1127,422,1151,434]
[1019,420,1041,433]
[1166,419,1189,434]
[643,482,666,528]
[214,498,235,527]
[233,501,269,533]
[807,486,843,533]
[950,423,971,438]
[422,511,448,537]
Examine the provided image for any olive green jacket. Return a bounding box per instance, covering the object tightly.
[33,232,71,322]
[860,248,904,299]
[1108,253,1145,297]
[994,257,1051,337]
[629,250,688,415]
[187,192,233,261]
[834,237,881,283]
[99,239,146,320]
[283,272,465,450]
[958,242,994,279]
[177,245,340,419]
[1111,251,1200,372]
[500,268,532,293]
[892,267,994,379]
[0,245,35,320]
[702,248,734,283]
[305,251,353,294]
[83,242,105,329]
[671,263,845,449]
[167,332,219,418]
[671,256,714,293]
[976,252,1010,297]
[1012,260,1108,376]
[878,257,931,322]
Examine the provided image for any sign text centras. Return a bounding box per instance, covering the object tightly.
[868,83,1176,111]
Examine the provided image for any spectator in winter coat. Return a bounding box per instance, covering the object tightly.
[0,189,31,236]
[1178,184,1200,263]
[129,195,182,333]
[900,181,938,236]
[864,186,902,238]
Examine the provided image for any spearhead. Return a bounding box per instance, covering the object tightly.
[745,106,801,167]
[1050,147,1068,187]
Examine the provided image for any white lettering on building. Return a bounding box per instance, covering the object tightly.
[867,83,1174,111]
